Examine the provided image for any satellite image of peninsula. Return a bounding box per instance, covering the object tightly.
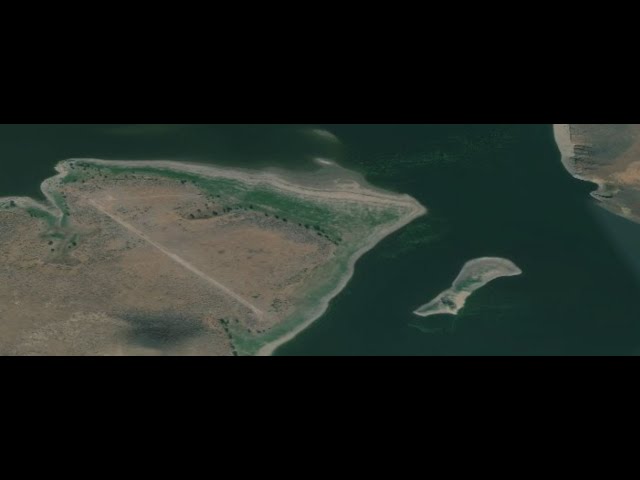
[3,124,640,356]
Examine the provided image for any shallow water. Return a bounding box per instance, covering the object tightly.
[0,124,340,199]
[3,124,640,355]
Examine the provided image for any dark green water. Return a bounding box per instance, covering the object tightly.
[3,124,640,355]
[0,124,342,199]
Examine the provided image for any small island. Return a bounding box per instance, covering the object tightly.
[413,257,522,319]
[0,158,425,356]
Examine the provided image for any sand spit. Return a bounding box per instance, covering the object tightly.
[413,257,522,318]
[314,158,335,167]
[307,128,340,143]
[1,158,426,356]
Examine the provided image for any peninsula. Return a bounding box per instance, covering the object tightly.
[0,159,426,355]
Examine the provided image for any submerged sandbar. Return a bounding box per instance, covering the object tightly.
[413,257,522,319]
[0,158,425,356]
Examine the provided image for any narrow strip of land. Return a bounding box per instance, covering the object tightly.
[87,198,264,319]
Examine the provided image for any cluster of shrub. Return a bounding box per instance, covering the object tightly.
[218,318,238,356]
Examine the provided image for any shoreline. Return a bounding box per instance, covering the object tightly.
[256,199,426,356]
[70,158,418,207]
[1,158,427,356]
[552,124,607,197]
[3,157,419,213]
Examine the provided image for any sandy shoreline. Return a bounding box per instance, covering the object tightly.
[553,124,575,172]
[1,158,427,356]
[553,124,607,196]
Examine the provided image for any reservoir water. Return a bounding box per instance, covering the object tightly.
[3,124,640,355]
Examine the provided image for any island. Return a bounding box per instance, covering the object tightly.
[413,257,522,319]
[0,158,426,355]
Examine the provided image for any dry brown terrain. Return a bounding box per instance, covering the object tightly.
[556,124,640,222]
[0,158,426,355]
[0,173,336,355]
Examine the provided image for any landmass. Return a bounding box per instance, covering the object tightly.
[413,257,522,319]
[0,159,425,356]
[554,124,640,223]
